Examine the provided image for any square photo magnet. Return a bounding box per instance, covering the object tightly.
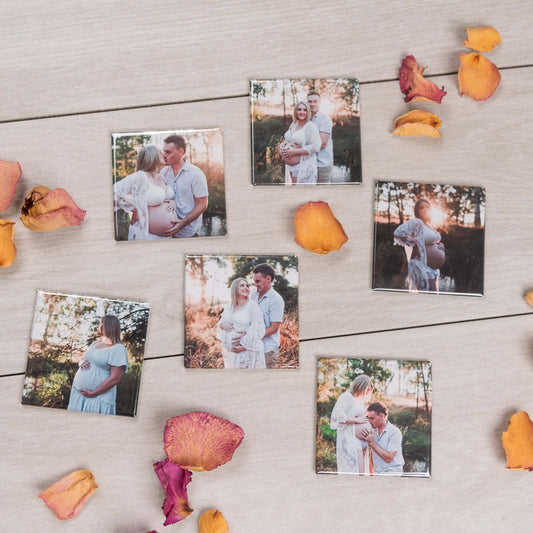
[22,290,149,417]
[372,180,485,296]
[184,255,299,369]
[112,128,227,240]
[251,78,361,185]
[316,357,432,477]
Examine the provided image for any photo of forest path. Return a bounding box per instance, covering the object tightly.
[316,358,432,477]
[373,181,485,295]
[185,255,299,369]
[22,292,149,417]
[251,79,361,185]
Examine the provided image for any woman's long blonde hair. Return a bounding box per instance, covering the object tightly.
[293,101,312,124]
[135,145,161,173]
[349,374,373,396]
[230,278,249,308]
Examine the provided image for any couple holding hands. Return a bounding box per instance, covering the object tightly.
[114,134,208,240]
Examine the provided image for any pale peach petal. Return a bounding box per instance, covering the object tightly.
[0,160,22,211]
[458,52,501,101]
[464,26,501,52]
[294,201,348,254]
[38,469,98,520]
[164,412,245,472]
[20,186,86,232]
[399,55,447,103]
[393,109,442,130]
[392,123,441,137]
[502,411,533,470]
[0,218,16,267]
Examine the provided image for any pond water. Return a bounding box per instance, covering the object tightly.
[199,215,227,237]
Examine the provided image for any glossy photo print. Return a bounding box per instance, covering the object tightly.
[184,255,299,369]
[316,357,432,477]
[251,78,361,185]
[372,180,486,296]
[112,128,226,241]
[21,291,149,417]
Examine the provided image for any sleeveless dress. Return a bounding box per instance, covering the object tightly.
[216,300,266,369]
[68,342,129,415]
[283,121,322,184]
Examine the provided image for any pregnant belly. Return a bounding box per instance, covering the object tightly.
[148,201,179,236]
[426,242,445,269]
[355,421,372,440]
[72,367,99,390]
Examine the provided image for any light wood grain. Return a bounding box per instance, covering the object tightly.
[1,316,532,532]
[0,1,531,121]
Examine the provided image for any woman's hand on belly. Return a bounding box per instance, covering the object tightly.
[148,201,181,236]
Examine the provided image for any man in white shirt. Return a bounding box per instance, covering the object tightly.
[361,402,404,475]
[249,263,285,369]
[160,134,208,238]
[307,91,333,184]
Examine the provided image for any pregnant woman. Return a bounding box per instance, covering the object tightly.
[216,278,266,369]
[330,374,374,475]
[114,145,181,240]
[67,315,128,415]
[393,198,445,292]
[279,101,321,184]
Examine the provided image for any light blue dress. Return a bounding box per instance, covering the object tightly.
[67,342,129,415]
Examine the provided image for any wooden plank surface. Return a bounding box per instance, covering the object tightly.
[1,1,532,532]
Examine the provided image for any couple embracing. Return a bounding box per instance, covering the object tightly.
[114,135,208,240]
[330,375,405,475]
[279,91,333,185]
[217,263,285,369]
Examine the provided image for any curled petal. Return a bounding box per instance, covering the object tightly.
[458,52,501,101]
[392,110,441,137]
[525,290,533,307]
[0,219,16,267]
[164,411,245,472]
[502,411,533,470]
[399,55,447,103]
[464,26,501,52]
[199,509,229,533]
[153,458,193,526]
[20,186,86,232]
[38,469,98,520]
[294,201,348,254]
[0,160,22,211]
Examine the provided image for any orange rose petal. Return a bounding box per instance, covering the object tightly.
[393,109,442,130]
[38,469,98,520]
[294,201,348,254]
[464,26,501,52]
[0,219,16,267]
[0,160,22,211]
[458,52,501,101]
[399,55,447,104]
[199,509,229,533]
[502,411,533,470]
[525,290,533,307]
[164,411,245,472]
[153,458,193,526]
[20,186,86,232]
[392,123,441,138]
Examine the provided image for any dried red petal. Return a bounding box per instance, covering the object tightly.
[399,55,447,103]
[0,219,16,267]
[502,411,533,470]
[153,458,193,526]
[294,201,348,254]
[0,160,22,211]
[38,469,98,520]
[164,411,245,472]
[20,186,86,232]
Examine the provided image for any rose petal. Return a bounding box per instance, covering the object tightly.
[199,509,229,533]
[525,290,533,307]
[294,201,348,254]
[153,458,193,526]
[164,411,245,472]
[20,186,86,232]
[38,469,98,520]
[393,109,442,130]
[399,55,447,103]
[0,160,22,211]
[392,123,441,138]
[464,26,501,52]
[0,219,16,267]
[458,52,501,101]
[502,411,533,470]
